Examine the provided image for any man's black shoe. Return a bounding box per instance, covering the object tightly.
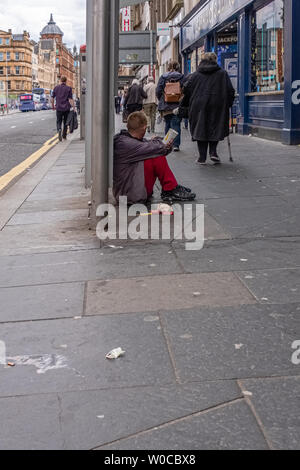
[162,186,196,202]
[210,155,221,164]
[58,130,62,142]
[177,185,192,193]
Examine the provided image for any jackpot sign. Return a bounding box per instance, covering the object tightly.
[182,0,252,49]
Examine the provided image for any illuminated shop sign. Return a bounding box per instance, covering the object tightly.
[182,0,252,49]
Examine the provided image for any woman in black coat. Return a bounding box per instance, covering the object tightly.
[124,79,147,116]
[180,53,235,164]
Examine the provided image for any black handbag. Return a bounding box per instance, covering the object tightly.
[178,106,189,119]
[122,109,129,123]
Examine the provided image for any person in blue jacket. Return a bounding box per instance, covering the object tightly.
[156,61,184,152]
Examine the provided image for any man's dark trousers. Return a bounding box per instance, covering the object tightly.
[56,110,69,138]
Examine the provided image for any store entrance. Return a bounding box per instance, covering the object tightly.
[215,21,238,91]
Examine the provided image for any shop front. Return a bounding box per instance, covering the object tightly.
[181,0,300,145]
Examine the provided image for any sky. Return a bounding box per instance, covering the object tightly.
[0,0,86,49]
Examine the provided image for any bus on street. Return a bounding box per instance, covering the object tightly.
[32,88,51,110]
[19,93,42,112]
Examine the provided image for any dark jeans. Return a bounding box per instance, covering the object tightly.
[127,104,143,116]
[56,110,69,137]
[164,114,182,148]
[197,141,219,163]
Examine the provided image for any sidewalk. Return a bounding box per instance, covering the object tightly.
[0,124,299,450]
[0,109,20,118]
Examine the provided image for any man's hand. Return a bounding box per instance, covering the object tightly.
[166,140,174,151]
[173,108,179,116]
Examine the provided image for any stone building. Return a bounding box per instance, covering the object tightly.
[129,1,185,80]
[40,14,75,91]
[36,39,57,93]
[0,29,33,104]
[31,42,39,88]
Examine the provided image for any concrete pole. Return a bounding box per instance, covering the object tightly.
[85,0,93,188]
[90,0,111,222]
[108,0,120,188]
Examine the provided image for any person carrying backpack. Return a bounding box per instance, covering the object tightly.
[156,62,184,152]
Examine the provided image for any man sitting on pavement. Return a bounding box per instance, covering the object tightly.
[113,111,196,205]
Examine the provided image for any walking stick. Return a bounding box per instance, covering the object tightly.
[228,135,233,162]
[228,108,234,163]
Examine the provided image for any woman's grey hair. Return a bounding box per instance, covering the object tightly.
[201,52,217,63]
[132,79,140,86]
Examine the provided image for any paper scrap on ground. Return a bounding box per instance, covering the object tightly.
[106,348,126,360]
[0,341,6,365]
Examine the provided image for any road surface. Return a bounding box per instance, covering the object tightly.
[0,110,57,177]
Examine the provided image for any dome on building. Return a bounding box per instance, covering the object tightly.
[41,14,64,36]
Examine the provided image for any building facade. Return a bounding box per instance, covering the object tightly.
[36,39,57,93]
[32,42,39,89]
[0,29,33,105]
[180,0,300,145]
[40,14,75,91]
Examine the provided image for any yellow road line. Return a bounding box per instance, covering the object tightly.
[0,135,59,193]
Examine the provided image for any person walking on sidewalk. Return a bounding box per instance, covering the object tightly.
[113,111,196,205]
[143,77,157,134]
[124,79,147,117]
[52,76,75,142]
[180,52,235,165]
[156,62,185,152]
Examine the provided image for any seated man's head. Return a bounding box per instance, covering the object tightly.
[127,112,148,140]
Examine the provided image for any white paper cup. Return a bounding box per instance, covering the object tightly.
[163,129,179,145]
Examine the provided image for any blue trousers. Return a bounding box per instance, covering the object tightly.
[164,114,182,148]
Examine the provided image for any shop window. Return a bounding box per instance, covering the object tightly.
[252,0,284,93]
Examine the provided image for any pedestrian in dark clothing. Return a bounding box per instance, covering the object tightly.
[76,98,80,115]
[180,52,235,165]
[113,111,195,205]
[52,77,74,141]
[115,94,121,114]
[156,62,185,152]
[124,79,147,116]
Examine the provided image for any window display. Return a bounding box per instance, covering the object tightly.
[252,0,284,92]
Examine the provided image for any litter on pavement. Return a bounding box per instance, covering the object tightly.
[106,348,126,360]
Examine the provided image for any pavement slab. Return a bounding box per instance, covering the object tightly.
[173,237,300,273]
[237,268,300,304]
[58,381,242,450]
[18,197,90,213]
[241,210,300,238]
[98,400,269,450]
[85,273,256,316]
[0,282,85,323]
[0,314,175,397]
[239,376,300,450]
[0,245,182,288]
[205,199,297,238]
[160,303,300,382]
[0,394,63,450]
[6,209,88,226]
[0,220,99,256]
